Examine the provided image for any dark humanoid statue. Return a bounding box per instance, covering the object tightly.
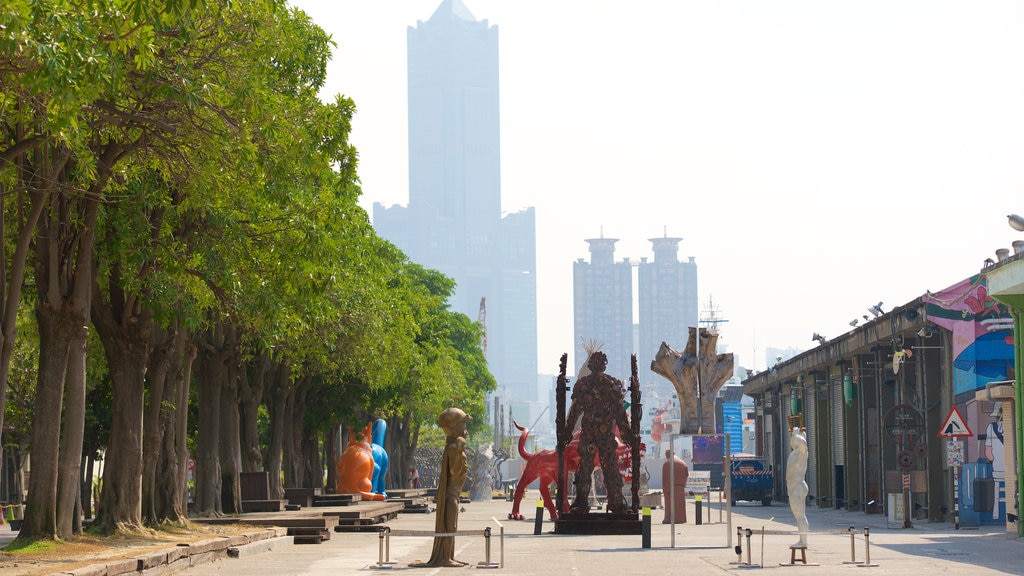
[564,351,635,515]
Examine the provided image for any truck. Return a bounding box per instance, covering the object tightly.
[729,454,774,506]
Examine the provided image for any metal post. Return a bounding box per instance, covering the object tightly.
[696,494,703,525]
[534,499,544,535]
[478,526,500,569]
[378,529,385,566]
[843,525,862,564]
[953,466,960,530]
[857,527,879,568]
[642,507,651,548]
[745,528,753,566]
[734,527,743,562]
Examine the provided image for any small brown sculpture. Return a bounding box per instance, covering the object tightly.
[662,449,688,524]
[411,407,471,568]
[564,351,635,515]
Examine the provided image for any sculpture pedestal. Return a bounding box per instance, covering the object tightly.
[553,511,642,535]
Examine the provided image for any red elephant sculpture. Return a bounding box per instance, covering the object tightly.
[336,422,386,501]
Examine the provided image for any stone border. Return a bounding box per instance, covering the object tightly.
[46,527,291,576]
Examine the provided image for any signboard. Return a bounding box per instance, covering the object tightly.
[687,470,711,494]
[945,439,964,467]
[884,404,924,444]
[937,406,972,438]
[888,492,906,523]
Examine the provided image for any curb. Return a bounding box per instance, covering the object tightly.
[44,527,290,576]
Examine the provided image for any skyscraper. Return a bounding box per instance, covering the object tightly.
[637,235,698,395]
[572,237,633,380]
[373,0,538,401]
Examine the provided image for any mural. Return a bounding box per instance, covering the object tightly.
[923,275,1013,396]
[924,275,1012,525]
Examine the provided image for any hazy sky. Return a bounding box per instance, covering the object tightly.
[289,0,1024,373]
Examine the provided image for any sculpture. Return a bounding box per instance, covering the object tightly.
[508,420,639,520]
[662,449,689,524]
[370,419,389,499]
[336,422,386,501]
[563,351,635,515]
[411,407,471,568]
[786,427,810,548]
[651,328,735,434]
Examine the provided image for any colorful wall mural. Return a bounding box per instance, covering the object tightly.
[923,275,1013,525]
[923,275,1014,397]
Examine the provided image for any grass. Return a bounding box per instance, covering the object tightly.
[2,537,61,555]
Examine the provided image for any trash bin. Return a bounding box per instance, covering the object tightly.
[974,477,994,513]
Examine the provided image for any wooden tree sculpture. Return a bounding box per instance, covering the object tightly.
[650,327,734,434]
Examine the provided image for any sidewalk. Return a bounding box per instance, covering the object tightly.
[179,491,1022,575]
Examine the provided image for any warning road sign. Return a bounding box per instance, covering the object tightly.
[937,406,972,438]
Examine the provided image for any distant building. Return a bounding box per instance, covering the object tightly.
[373,0,538,401]
[573,237,633,379]
[637,235,699,395]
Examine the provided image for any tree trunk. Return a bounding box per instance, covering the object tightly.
[194,345,223,516]
[324,423,341,492]
[97,340,150,531]
[141,323,189,524]
[193,324,235,516]
[19,304,72,539]
[56,325,89,538]
[0,152,61,477]
[300,425,320,490]
[218,360,241,515]
[176,343,196,515]
[238,353,268,473]
[81,453,95,520]
[265,363,293,500]
[284,377,311,489]
[141,325,175,524]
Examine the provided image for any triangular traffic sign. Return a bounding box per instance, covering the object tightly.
[937,406,972,437]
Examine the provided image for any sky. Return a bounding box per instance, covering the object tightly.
[288,0,1024,373]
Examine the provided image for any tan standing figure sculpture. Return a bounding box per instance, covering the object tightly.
[662,449,689,524]
[411,407,471,568]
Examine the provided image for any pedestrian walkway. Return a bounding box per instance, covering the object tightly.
[179,491,1023,575]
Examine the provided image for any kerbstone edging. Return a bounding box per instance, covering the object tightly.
[46,527,290,576]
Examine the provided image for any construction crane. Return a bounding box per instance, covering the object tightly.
[478,297,487,358]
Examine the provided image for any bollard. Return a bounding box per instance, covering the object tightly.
[843,525,862,564]
[642,507,651,548]
[696,494,703,525]
[734,526,743,562]
[857,526,879,568]
[477,526,501,569]
[534,499,544,535]
[368,528,393,570]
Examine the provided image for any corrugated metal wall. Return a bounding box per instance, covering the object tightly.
[805,388,817,499]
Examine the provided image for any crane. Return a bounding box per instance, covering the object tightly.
[478,297,487,358]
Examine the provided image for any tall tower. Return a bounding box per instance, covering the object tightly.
[573,237,634,380]
[373,0,538,401]
[637,235,698,396]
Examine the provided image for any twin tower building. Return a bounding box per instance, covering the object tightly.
[372,1,699,405]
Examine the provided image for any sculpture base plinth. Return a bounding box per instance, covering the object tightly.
[553,511,642,535]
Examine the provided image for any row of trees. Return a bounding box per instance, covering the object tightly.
[1,0,494,541]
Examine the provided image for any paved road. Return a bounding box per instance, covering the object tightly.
[181,492,1022,575]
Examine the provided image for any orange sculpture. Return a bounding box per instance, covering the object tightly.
[336,422,386,500]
